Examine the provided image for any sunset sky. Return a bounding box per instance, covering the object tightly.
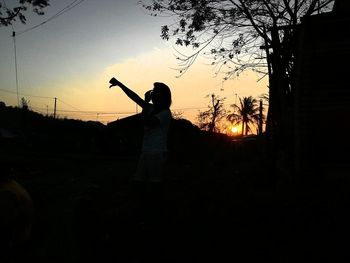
[0,0,268,125]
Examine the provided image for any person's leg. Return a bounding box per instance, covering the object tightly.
[129,154,148,222]
[142,181,165,263]
[132,154,147,183]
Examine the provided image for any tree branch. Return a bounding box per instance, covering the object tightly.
[282,0,298,25]
[0,9,20,23]
[304,0,321,17]
[231,0,270,42]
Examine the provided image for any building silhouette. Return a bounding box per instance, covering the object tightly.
[293,0,350,176]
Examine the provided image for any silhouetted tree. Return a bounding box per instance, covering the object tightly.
[197,94,226,133]
[141,0,335,145]
[227,96,261,136]
[259,93,269,106]
[0,0,49,26]
[20,97,30,110]
[171,110,184,120]
[258,93,269,134]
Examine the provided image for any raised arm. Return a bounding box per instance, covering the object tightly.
[109,77,148,108]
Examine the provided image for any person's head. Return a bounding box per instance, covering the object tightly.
[151,82,172,110]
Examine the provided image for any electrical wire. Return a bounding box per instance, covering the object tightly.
[173,107,207,111]
[0,88,55,99]
[0,88,208,113]
[4,0,87,107]
[57,98,81,111]
[52,109,136,114]
[1,88,208,112]
[17,0,87,36]
[30,106,135,115]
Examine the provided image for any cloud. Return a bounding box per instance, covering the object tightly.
[48,47,268,123]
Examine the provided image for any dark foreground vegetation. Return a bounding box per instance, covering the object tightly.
[1,104,350,262]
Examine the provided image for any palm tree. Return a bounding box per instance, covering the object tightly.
[197,94,226,133]
[227,96,261,136]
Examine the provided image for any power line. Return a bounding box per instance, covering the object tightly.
[57,98,81,111]
[172,107,207,111]
[0,88,55,99]
[17,0,87,36]
[0,88,207,113]
[54,109,136,114]
[30,106,134,115]
[4,0,87,107]
[1,87,208,119]
[29,106,135,115]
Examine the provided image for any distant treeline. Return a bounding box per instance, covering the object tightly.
[0,102,261,161]
[0,102,104,154]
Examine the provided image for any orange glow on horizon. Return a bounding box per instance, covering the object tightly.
[14,48,267,125]
[231,126,239,133]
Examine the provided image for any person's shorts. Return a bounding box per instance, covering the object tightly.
[133,152,167,183]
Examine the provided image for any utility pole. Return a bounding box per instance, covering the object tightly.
[53,97,57,119]
[259,99,263,135]
[12,31,20,107]
[234,93,238,112]
[46,105,49,116]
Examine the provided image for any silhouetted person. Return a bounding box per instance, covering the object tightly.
[144,89,152,104]
[109,77,172,262]
[109,78,172,186]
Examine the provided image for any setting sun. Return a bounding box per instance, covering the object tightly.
[231,126,239,134]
